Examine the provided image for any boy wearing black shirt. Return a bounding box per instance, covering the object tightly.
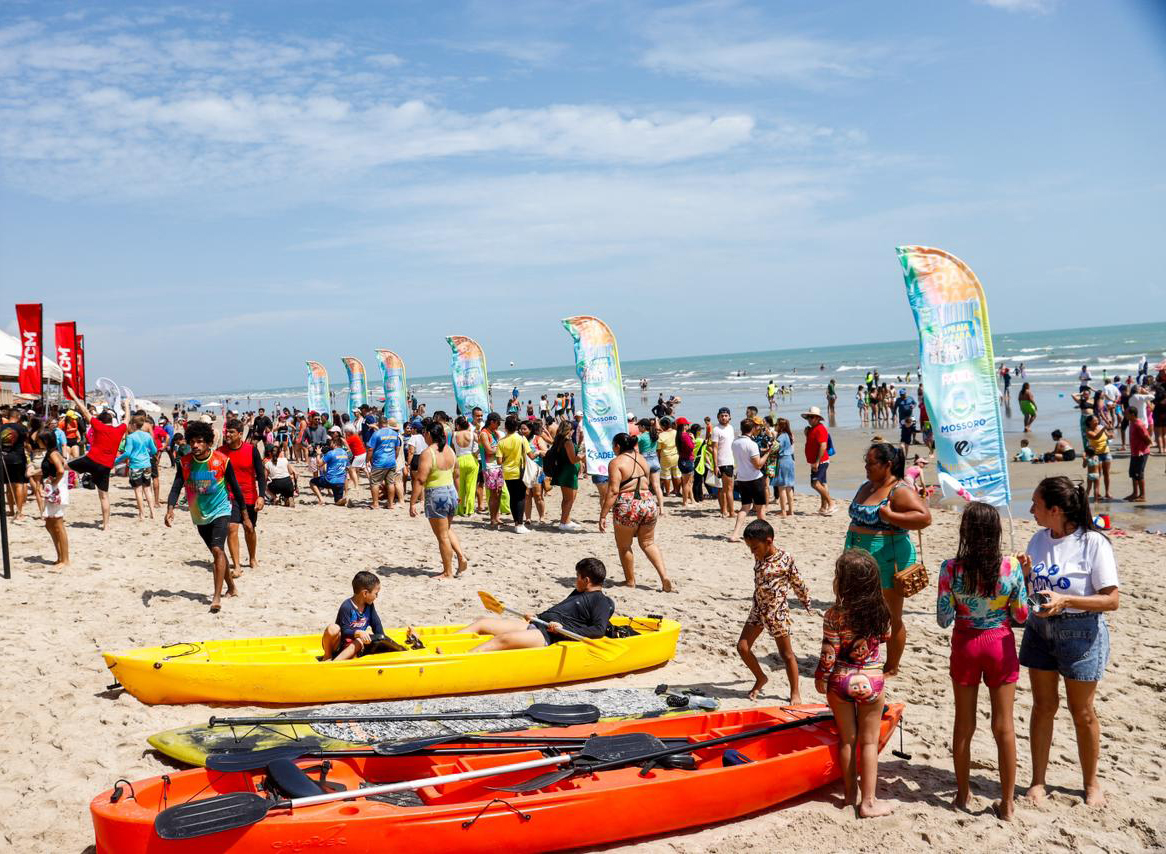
[460,558,614,652]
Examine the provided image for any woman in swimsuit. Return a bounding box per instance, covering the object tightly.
[599,432,673,592]
[843,442,932,677]
[409,422,469,579]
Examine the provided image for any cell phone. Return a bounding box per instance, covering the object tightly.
[1026,590,1050,610]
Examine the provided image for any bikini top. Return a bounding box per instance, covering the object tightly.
[848,482,906,532]
[617,451,648,496]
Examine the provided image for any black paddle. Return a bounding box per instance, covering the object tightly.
[208,702,601,729]
[491,712,835,793]
[205,734,692,772]
[154,719,836,840]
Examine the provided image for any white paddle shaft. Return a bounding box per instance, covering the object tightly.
[290,752,571,808]
[498,604,589,643]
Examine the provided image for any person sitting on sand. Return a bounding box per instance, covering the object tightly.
[1039,429,1075,463]
[1014,439,1035,463]
[736,519,811,702]
[321,570,385,661]
[457,558,615,652]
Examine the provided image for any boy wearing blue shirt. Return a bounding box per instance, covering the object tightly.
[321,571,384,660]
[115,416,158,520]
[310,432,350,506]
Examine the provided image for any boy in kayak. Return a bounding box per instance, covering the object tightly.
[458,558,615,652]
[736,519,811,702]
[321,571,384,661]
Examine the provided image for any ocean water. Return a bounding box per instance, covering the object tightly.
[168,321,1165,438]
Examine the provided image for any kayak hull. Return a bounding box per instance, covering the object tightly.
[103,617,679,705]
[148,687,712,767]
[91,704,903,853]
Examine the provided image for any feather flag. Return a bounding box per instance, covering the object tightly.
[446,336,490,415]
[563,316,627,476]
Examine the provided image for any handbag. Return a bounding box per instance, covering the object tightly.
[892,530,929,598]
[522,458,542,488]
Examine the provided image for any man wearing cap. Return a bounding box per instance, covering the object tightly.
[674,417,695,505]
[366,415,402,509]
[306,412,329,459]
[626,413,639,438]
[710,407,736,518]
[802,406,834,515]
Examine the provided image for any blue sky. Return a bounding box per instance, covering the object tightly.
[2,0,1164,392]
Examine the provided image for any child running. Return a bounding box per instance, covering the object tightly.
[736,519,811,702]
[815,549,894,818]
[321,570,384,661]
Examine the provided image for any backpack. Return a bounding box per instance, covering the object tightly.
[542,444,562,480]
[827,434,836,457]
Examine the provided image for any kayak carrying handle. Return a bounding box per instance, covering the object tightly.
[461,798,532,829]
[891,717,912,761]
[110,779,136,803]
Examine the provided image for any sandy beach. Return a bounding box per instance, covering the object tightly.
[2,427,1164,852]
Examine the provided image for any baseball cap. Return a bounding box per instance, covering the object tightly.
[675,417,690,426]
[626,412,635,420]
[717,407,731,416]
[328,425,342,434]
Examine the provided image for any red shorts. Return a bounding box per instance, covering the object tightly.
[949,626,1019,688]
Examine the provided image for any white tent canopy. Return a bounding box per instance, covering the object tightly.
[0,329,64,383]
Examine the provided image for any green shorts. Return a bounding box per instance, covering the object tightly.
[844,530,916,590]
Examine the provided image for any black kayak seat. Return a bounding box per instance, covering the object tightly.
[265,759,338,799]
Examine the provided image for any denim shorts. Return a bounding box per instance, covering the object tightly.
[591,473,609,485]
[678,459,695,474]
[1019,613,1109,681]
[424,485,457,519]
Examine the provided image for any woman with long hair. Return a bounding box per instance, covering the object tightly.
[409,421,468,578]
[937,502,1028,819]
[451,415,479,516]
[599,432,672,591]
[1019,476,1119,807]
[636,417,667,514]
[37,429,69,566]
[843,442,932,676]
[521,420,547,525]
[770,417,796,517]
[548,420,582,531]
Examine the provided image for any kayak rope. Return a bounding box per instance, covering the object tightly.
[461,798,532,829]
[160,642,201,661]
[109,779,136,803]
[227,721,309,745]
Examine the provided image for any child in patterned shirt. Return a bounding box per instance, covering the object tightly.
[736,519,811,702]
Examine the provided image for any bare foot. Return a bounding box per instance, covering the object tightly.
[1084,784,1106,807]
[456,557,470,576]
[727,536,741,543]
[992,799,1013,821]
[953,792,970,811]
[230,569,244,579]
[858,799,894,818]
[434,572,454,580]
[788,692,803,706]
[748,675,768,700]
[209,601,222,613]
[661,578,674,593]
[1025,784,1046,805]
[883,665,899,678]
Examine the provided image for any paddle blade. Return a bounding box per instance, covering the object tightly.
[477,590,505,615]
[374,735,462,756]
[206,745,308,772]
[525,703,601,725]
[488,767,576,793]
[580,733,669,763]
[154,792,275,840]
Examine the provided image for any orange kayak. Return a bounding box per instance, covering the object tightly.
[90,703,903,853]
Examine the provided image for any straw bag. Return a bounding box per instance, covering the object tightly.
[893,530,929,598]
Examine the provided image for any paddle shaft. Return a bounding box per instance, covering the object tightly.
[290,752,572,809]
[495,605,590,644]
[212,709,538,727]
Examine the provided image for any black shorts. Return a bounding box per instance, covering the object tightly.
[1130,454,1148,480]
[269,476,295,498]
[69,455,111,491]
[230,502,259,526]
[718,465,735,479]
[311,476,345,502]
[737,476,767,506]
[1061,448,1076,461]
[150,453,159,478]
[2,458,27,484]
[197,515,230,551]
[811,462,829,484]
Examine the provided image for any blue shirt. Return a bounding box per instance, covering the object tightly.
[335,598,384,639]
[116,430,156,469]
[366,427,401,469]
[322,448,350,484]
[360,414,378,444]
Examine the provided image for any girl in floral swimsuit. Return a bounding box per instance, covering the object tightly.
[599,432,672,592]
[815,549,894,818]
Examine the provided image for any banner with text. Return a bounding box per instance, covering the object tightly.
[55,322,78,400]
[563,315,627,477]
[341,356,368,417]
[75,333,85,399]
[374,349,408,425]
[897,245,1011,507]
[447,335,489,415]
[15,303,43,395]
[306,361,331,418]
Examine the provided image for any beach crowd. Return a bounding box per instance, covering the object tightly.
[2,360,1163,818]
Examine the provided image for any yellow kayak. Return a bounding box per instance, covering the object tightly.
[103,617,680,705]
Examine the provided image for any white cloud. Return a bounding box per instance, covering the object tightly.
[639,0,885,85]
[0,13,760,199]
[447,38,565,64]
[975,0,1056,13]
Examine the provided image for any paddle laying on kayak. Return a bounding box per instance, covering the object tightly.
[209,701,602,729]
[152,710,835,840]
[476,588,625,662]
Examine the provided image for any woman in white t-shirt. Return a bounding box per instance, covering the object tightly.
[1018,476,1119,808]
